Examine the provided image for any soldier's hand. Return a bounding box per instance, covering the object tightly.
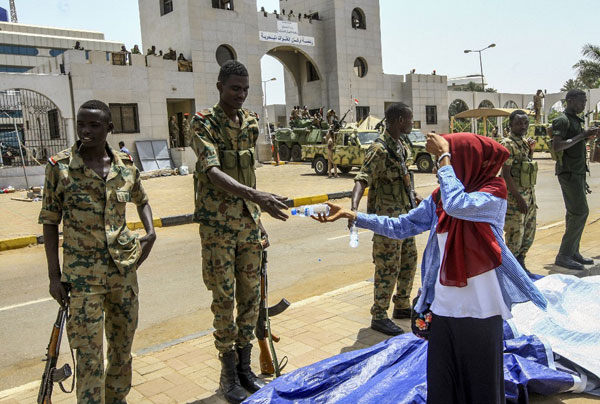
[255,192,289,221]
[517,196,528,215]
[138,232,157,268]
[49,278,69,307]
[527,138,537,152]
[348,208,358,229]
[415,193,424,206]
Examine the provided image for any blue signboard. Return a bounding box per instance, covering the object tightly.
[0,7,8,22]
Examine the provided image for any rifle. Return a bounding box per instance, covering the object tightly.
[374,138,417,210]
[256,250,290,376]
[38,305,75,404]
[374,118,386,133]
[331,107,353,132]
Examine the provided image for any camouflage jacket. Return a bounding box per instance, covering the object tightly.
[191,103,261,224]
[354,131,412,217]
[39,142,148,286]
[501,133,534,190]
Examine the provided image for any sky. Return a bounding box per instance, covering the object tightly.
[3,0,599,105]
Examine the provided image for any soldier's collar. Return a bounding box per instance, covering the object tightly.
[213,103,249,129]
[69,141,120,170]
[508,132,526,141]
[565,111,585,122]
[383,130,400,145]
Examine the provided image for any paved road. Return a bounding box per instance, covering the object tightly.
[1,157,599,391]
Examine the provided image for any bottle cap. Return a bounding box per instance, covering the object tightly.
[291,208,299,216]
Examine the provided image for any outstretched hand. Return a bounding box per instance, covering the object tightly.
[311,202,356,223]
[255,192,289,221]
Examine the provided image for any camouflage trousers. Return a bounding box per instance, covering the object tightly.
[371,234,418,320]
[504,188,537,259]
[67,262,138,404]
[199,217,262,353]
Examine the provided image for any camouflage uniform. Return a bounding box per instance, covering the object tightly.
[271,133,279,164]
[39,143,147,404]
[191,104,263,353]
[183,117,192,147]
[501,133,537,259]
[355,131,418,320]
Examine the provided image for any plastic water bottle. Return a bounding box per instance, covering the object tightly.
[349,224,359,248]
[290,204,330,217]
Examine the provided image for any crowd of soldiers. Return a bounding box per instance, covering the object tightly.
[259,6,319,22]
[39,56,598,403]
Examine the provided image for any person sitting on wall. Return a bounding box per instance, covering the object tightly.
[73,41,84,50]
[178,53,187,61]
[147,45,156,56]
[131,45,141,54]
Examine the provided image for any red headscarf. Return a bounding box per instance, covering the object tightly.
[431,133,509,287]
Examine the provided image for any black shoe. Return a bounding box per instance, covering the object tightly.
[371,318,404,336]
[392,308,412,320]
[573,252,594,265]
[555,254,585,271]
[219,351,248,404]
[236,344,266,393]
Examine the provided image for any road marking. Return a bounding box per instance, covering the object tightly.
[537,220,565,231]
[0,297,53,313]
[327,230,371,241]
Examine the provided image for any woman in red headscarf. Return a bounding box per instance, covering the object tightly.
[314,133,547,403]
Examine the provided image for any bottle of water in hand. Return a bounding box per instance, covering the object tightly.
[349,224,359,248]
[290,204,330,217]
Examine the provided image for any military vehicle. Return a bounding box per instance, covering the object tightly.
[274,119,329,161]
[403,130,436,173]
[527,123,552,153]
[302,129,379,175]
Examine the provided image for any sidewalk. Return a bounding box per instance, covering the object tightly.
[1,215,599,403]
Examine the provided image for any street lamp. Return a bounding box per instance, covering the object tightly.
[262,77,277,142]
[0,110,29,188]
[464,43,496,90]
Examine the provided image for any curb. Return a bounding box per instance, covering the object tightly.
[0,190,365,252]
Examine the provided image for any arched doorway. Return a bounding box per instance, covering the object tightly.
[478,100,495,108]
[503,100,518,109]
[448,99,469,132]
[548,100,565,122]
[0,89,68,166]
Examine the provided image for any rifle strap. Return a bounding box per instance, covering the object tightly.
[58,346,76,394]
[374,138,405,164]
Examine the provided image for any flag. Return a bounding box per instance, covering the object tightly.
[354,99,359,105]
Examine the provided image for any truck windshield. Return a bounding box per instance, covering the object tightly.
[408,131,426,143]
[358,131,379,145]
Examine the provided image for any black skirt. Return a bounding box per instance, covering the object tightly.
[426,314,504,404]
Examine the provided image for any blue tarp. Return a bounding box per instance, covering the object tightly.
[246,274,600,403]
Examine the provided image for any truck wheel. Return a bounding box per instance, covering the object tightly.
[314,156,328,175]
[416,154,433,173]
[279,144,291,161]
[291,144,302,161]
[339,166,352,174]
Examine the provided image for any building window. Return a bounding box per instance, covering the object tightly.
[212,0,234,10]
[0,65,32,73]
[48,109,61,139]
[425,106,437,125]
[351,8,366,29]
[160,0,173,16]
[216,44,236,66]
[49,49,66,57]
[306,61,319,82]
[353,57,368,78]
[356,106,370,121]
[0,44,39,56]
[110,104,139,134]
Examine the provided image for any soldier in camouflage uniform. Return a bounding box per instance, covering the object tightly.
[39,100,156,404]
[183,112,192,147]
[500,110,537,273]
[191,60,288,404]
[350,103,418,336]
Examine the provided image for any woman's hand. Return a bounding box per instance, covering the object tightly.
[311,202,356,223]
[426,133,449,158]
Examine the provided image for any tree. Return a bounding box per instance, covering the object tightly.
[561,78,584,92]
[453,81,497,93]
[573,43,600,89]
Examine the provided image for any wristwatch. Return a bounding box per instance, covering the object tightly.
[437,152,451,165]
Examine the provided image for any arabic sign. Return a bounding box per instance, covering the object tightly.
[259,31,315,47]
[277,21,299,35]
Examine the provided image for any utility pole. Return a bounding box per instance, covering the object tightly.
[9,0,18,23]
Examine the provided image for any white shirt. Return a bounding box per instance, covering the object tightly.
[430,233,512,320]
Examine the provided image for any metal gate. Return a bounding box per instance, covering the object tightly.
[0,89,68,166]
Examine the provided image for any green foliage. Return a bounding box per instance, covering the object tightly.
[452,81,497,93]
[571,43,600,89]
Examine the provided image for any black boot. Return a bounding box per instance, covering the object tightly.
[219,351,248,404]
[516,255,531,273]
[236,344,266,393]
